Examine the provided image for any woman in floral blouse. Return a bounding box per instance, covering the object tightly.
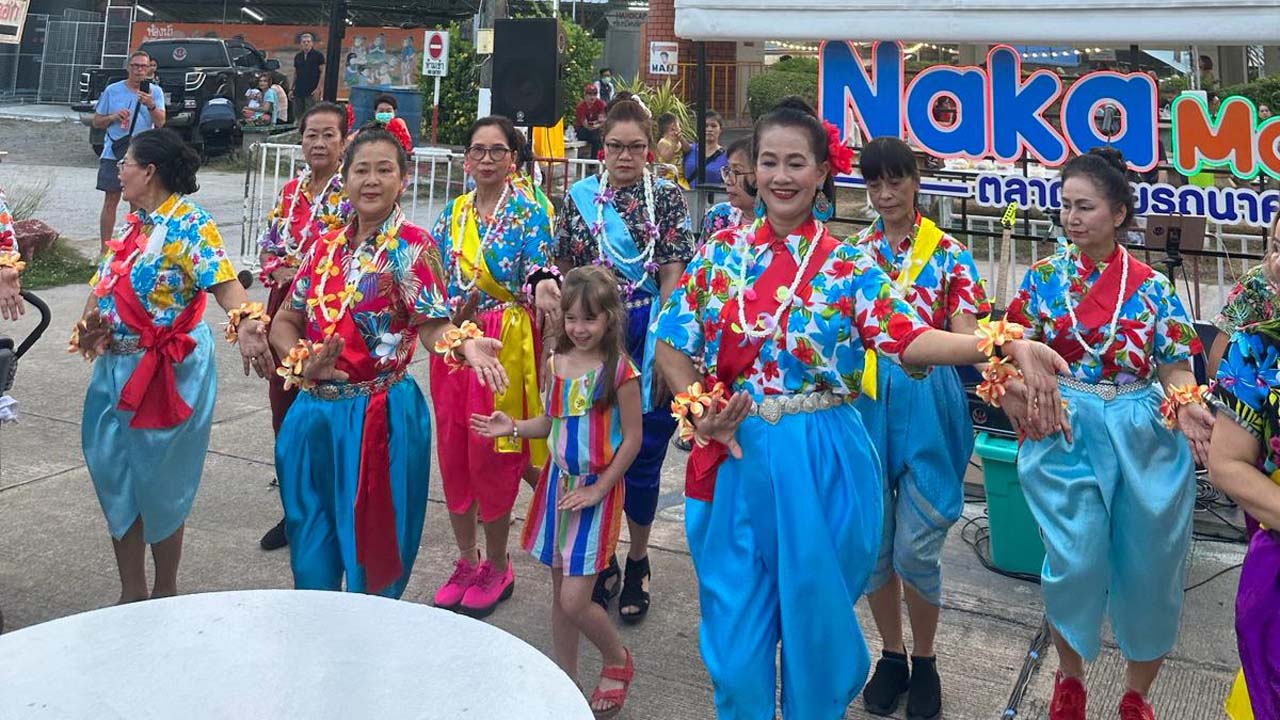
[254,102,352,552]
[700,137,755,242]
[1209,319,1280,720]
[0,185,24,320]
[653,96,1068,720]
[428,116,560,618]
[555,98,696,624]
[270,128,506,599]
[1208,213,1279,377]
[73,129,273,604]
[1003,148,1215,720]
[852,137,991,720]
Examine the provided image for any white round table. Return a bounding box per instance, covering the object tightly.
[0,590,593,719]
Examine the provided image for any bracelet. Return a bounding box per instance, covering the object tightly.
[432,320,485,371]
[0,252,26,274]
[670,381,728,447]
[511,422,521,440]
[975,356,1023,408]
[975,320,1025,360]
[67,323,82,354]
[1159,383,1211,430]
[225,302,271,344]
[276,340,317,391]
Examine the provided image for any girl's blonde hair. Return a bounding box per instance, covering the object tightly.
[556,266,631,409]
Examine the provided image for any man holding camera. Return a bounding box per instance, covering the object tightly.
[92,50,166,250]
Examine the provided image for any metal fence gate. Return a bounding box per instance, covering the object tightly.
[37,18,104,104]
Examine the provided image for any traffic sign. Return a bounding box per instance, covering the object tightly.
[422,31,450,77]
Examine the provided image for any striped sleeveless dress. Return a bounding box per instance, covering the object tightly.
[521,356,638,576]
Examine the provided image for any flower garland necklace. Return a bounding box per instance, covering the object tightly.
[732,218,825,339]
[307,207,403,335]
[1061,243,1129,358]
[93,197,184,297]
[452,180,512,295]
[280,166,342,255]
[591,168,660,294]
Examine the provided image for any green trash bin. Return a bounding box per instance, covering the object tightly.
[974,432,1046,576]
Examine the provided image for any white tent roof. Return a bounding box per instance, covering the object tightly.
[675,0,1280,43]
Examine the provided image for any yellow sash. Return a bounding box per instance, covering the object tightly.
[451,197,548,466]
[862,217,946,399]
[1225,669,1254,720]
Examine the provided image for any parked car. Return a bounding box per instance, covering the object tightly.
[73,38,289,156]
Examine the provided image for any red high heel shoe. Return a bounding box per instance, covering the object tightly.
[589,647,634,719]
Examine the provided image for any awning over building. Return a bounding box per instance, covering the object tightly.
[674,0,1280,43]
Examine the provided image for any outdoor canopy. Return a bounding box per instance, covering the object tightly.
[674,0,1280,44]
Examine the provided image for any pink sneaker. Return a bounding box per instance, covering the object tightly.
[460,557,514,618]
[434,556,479,609]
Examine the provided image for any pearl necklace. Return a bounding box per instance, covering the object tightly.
[732,219,825,339]
[452,182,511,295]
[1061,244,1129,358]
[591,168,660,293]
[308,207,403,332]
[280,166,342,256]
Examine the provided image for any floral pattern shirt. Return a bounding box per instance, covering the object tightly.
[432,186,554,312]
[290,217,450,377]
[1005,243,1200,384]
[852,214,991,330]
[555,175,696,288]
[701,202,745,241]
[0,186,17,260]
[257,172,351,286]
[654,220,932,402]
[1213,318,1280,475]
[91,194,236,334]
[1215,265,1278,334]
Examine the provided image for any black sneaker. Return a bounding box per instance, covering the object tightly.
[863,650,910,716]
[907,655,942,720]
[259,518,288,551]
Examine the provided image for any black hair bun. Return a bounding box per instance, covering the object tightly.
[1088,146,1128,176]
[774,95,819,119]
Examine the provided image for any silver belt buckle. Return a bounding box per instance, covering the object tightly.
[1098,383,1118,401]
[758,399,784,425]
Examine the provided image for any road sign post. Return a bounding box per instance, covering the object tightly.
[422,30,450,145]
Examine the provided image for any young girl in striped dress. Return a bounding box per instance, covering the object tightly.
[471,265,640,718]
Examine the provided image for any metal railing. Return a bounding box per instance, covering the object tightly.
[240,143,603,265]
[674,61,766,122]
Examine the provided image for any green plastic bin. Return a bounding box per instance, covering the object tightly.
[974,432,1046,576]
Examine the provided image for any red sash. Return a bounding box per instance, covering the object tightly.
[111,250,207,430]
[1048,248,1153,364]
[686,220,837,502]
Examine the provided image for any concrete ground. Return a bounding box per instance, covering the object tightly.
[0,109,1247,719]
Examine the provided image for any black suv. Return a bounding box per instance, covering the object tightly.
[74,37,289,155]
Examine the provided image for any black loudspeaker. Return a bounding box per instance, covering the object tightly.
[492,18,565,127]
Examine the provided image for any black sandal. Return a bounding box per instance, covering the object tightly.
[618,555,650,624]
[592,555,621,611]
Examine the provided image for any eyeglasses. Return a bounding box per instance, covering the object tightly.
[466,145,512,161]
[721,166,755,186]
[115,158,138,170]
[128,63,150,69]
[605,141,648,157]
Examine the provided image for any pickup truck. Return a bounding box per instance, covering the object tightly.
[73,37,289,156]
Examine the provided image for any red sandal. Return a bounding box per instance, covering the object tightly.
[589,647,634,719]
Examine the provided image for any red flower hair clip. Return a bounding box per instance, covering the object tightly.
[823,120,854,175]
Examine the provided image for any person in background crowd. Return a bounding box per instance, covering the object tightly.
[853,137,990,720]
[1002,147,1213,720]
[1199,54,1216,90]
[574,83,606,159]
[556,99,695,625]
[654,113,691,190]
[699,137,755,241]
[270,127,507,600]
[653,95,1069,720]
[148,58,158,80]
[1259,104,1272,121]
[0,186,25,320]
[1209,319,1280,720]
[428,117,559,618]
[93,50,165,251]
[595,67,615,104]
[683,111,727,188]
[73,128,272,605]
[253,102,351,552]
[371,94,414,154]
[244,74,280,126]
[293,33,325,118]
